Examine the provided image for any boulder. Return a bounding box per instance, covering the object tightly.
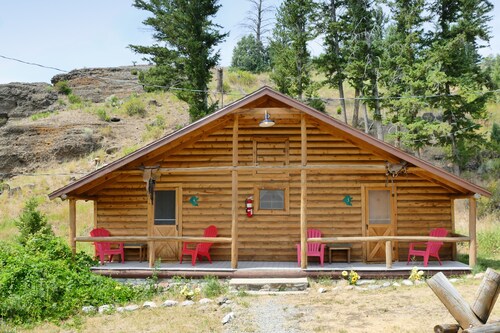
[51,66,149,103]
[0,82,58,119]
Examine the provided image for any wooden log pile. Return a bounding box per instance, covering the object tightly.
[427,268,499,333]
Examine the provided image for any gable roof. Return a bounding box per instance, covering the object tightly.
[49,86,490,199]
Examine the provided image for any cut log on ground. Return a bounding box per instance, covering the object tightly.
[427,272,483,329]
[463,321,500,333]
[433,323,460,333]
[471,268,500,323]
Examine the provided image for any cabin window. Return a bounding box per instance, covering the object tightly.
[254,186,289,214]
[260,189,285,209]
[154,190,176,225]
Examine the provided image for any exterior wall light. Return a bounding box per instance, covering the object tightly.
[259,110,275,127]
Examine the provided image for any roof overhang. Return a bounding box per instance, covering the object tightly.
[49,86,491,200]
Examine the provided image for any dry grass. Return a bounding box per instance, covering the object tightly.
[19,301,223,333]
[15,278,500,333]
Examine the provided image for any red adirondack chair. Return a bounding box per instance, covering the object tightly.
[407,228,448,267]
[296,229,326,267]
[90,228,125,265]
[180,225,218,266]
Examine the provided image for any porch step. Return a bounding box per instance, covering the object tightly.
[229,277,309,292]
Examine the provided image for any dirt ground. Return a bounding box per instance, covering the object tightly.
[20,277,499,333]
[226,279,500,333]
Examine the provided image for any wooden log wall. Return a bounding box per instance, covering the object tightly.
[93,109,456,262]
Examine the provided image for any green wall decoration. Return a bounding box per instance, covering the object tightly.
[342,195,353,206]
[189,196,199,206]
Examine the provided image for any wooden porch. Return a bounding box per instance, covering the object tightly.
[90,260,471,279]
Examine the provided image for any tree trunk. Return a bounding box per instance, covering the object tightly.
[450,133,461,175]
[362,100,369,134]
[372,78,384,141]
[353,88,360,128]
[256,0,262,43]
[339,81,347,123]
[329,0,346,123]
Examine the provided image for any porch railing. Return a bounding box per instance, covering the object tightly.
[77,235,470,269]
[308,235,471,268]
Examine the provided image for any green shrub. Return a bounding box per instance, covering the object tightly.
[13,198,53,245]
[202,276,226,298]
[54,81,72,95]
[123,97,146,117]
[0,200,162,325]
[121,145,139,156]
[96,108,110,122]
[30,111,53,121]
[68,93,82,105]
[478,180,500,217]
[0,236,151,325]
[227,69,256,86]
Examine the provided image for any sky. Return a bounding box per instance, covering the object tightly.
[0,0,499,84]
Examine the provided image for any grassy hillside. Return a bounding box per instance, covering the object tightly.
[0,69,498,264]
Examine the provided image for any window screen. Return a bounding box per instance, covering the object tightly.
[368,190,391,225]
[154,190,176,225]
[259,189,285,210]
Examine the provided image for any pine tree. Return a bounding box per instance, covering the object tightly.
[269,0,318,100]
[129,0,228,121]
[425,0,493,173]
[231,35,270,73]
[380,0,430,149]
[316,0,348,123]
[342,0,385,137]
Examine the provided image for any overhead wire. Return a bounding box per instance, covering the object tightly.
[1,53,496,147]
[2,53,500,100]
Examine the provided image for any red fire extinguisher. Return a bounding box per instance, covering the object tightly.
[245,196,254,217]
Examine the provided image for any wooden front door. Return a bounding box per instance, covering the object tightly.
[153,189,179,261]
[364,188,396,262]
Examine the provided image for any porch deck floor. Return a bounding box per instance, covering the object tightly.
[92,260,470,273]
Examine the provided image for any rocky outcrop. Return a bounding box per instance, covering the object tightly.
[51,65,150,102]
[0,83,59,122]
[0,112,103,178]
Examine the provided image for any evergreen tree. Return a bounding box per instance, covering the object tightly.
[129,0,228,121]
[231,35,270,73]
[342,0,385,137]
[425,0,493,173]
[316,0,348,123]
[269,0,318,100]
[380,0,431,149]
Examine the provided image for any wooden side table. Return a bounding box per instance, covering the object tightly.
[124,243,148,262]
[327,244,352,264]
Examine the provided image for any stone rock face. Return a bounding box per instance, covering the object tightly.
[51,65,150,103]
[0,82,58,121]
[0,112,103,178]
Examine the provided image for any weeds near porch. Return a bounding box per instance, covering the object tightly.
[202,276,227,298]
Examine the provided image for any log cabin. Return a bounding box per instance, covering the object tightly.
[49,87,490,271]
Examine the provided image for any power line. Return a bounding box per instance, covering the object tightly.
[0,54,69,73]
[2,53,499,101]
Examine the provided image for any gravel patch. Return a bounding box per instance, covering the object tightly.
[225,296,302,333]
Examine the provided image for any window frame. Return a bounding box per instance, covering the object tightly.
[254,185,290,215]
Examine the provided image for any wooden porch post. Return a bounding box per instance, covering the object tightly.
[385,241,392,268]
[231,115,239,269]
[469,196,477,268]
[147,193,155,267]
[451,198,457,261]
[69,198,77,255]
[300,114,308,269]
